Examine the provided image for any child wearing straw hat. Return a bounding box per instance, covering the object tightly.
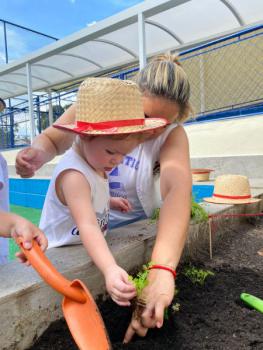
[16,54,192,339]
[39,77,168,306]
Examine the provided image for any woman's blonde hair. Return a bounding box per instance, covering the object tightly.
[136,53,193,122]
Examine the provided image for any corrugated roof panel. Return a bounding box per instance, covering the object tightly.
[0,0,262,100]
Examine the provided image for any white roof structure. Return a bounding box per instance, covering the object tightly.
[1,0,263,101]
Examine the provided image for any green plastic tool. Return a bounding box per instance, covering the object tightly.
[240,293,263,313]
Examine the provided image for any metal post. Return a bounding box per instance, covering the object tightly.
[3,20,8,64]
[199,52,205,114]
[26,63,36,143]
[36,96,41,133]
[9,107,14,148]
[138,12,146,70]
[48,90,53,126]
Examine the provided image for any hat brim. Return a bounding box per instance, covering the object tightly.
[54,118,168,135]
[203,196,261,204]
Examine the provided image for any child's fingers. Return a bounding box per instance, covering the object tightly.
[35,232,48,251]
[15,252,31,266]
[111,288,136,301]
[111,296,131,306]
[114,280,136,293]
[122,199,132,211]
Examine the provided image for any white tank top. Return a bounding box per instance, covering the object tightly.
[40,148,110,248]
[0,153,9,264]
[109,124,178,228]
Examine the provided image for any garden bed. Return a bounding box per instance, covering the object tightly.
[29,219,263,350]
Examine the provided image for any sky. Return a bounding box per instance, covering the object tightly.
[0,0,143,63]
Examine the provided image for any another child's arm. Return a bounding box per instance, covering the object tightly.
[15,104,76,178]
[57,170,136,306]
[110,197,132,212]
[0,211,48,262]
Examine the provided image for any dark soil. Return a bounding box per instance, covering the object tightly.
[28,219,263,350]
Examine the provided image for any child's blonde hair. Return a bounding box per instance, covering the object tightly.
[136,53,193,122]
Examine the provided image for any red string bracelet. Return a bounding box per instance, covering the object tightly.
[148,264,176,278]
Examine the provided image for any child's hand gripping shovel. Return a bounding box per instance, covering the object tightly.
[16,238,111,350]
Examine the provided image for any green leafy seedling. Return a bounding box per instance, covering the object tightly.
[183,264,214,286]
[150,198,208,225]
[129,262,153,297]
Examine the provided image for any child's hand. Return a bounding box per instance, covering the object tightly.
[110,197,132,213]
[11,216,48,265]
[104,264,136,306]
[15,147,49,178]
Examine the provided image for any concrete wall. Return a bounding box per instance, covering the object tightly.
[191,155,263,179]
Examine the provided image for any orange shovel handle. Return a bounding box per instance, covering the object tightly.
[17,238,86,304]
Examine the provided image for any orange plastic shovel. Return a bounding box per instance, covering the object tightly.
[16,238,111,350]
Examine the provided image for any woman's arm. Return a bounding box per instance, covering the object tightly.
[15,104,76,177]
[124,126,192,342]
[153,125,192,267]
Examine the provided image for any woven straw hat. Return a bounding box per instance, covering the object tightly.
[203,174,261,204]
[192,168,213,182]
[54,78,168,135]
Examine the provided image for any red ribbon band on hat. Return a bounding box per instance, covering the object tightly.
[75,119,145,132]
[213,193,251,200]
[192,171,211,174]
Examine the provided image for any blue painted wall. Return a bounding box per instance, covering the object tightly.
[9,178,50,209]
[9,178,214,209]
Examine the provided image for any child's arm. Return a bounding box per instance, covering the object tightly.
[15,104,76,178]
[0,211,48,262]
[57,170,136,306]
[110,197,132,212]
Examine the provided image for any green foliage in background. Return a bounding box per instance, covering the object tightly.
[191,197,208,223]
[150,197,208,224]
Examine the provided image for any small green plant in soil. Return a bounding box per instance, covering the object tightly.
[183,264,214,286]
[150,198,208,224]
[129,262,153,297]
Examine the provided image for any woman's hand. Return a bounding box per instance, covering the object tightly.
[15,147,50,178]
[123,268,175,343]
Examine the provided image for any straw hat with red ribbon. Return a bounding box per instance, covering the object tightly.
[54,77,168,135]
[204,174,261,204]
[192,168,213,182]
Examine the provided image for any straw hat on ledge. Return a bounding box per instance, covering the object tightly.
[192,168,214,182]
[203,174,261,204]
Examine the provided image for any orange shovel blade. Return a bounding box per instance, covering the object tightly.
[63,280,111,350]
[16,239,111,349]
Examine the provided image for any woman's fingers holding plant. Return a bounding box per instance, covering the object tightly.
[136,268,175,328]
[123,318,148,343]
[141,293,171,328]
